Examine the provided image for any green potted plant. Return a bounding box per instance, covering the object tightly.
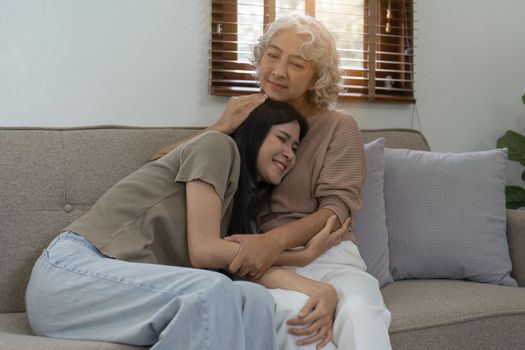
[497,93,525,209]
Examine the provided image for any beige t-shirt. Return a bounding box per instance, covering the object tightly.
[65,131,240,267]
[258,109,366,232]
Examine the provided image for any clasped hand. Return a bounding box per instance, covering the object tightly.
[226,215,351,279]
[225,233,281,280]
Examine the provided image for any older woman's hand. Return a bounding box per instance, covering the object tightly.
[304,216,351,264]
[287,282,338,349]
[150,93,267,161]
[211,93,267,134]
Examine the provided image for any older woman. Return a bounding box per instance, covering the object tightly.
[154,15,391,350]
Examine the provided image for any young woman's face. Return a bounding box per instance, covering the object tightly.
[256,120,301,185]
[258,29,316,110]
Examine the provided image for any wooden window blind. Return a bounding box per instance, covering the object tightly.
[210,0,415,103]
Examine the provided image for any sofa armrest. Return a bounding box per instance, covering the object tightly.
[507,209,525,287]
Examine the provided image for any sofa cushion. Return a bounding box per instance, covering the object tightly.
[0,313,142,349]
[382,280,525,350]
[352,138,393,287]
[384,148,516,286]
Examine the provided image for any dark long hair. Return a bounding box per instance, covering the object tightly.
[228,99,308,235]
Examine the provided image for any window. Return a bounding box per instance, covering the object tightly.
[210,0,415,103]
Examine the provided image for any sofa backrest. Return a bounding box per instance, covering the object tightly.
[0,126,429,313]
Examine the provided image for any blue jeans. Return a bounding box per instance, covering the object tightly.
[25,231,278,350]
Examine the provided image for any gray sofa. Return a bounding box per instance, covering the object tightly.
[1,126,524,350]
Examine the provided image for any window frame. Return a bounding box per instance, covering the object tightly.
[210,0,415,104]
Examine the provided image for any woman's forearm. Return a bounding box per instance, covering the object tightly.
[257,267,338,346]
[275,248,312,267]
[225,209,343,274]
[255,266,326,295]
[186,180,242,269]
[273,214,350,267]
[189,237,241,270]
[270,208,339,265]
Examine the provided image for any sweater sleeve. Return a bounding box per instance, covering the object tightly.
[315,113,366,223]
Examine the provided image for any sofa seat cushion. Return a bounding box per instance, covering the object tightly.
[0,313,144,350]
[382,280,525,349]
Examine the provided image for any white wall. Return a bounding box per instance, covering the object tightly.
[1,0,524,156]
[0,0,224,127]
[414,0,525,153]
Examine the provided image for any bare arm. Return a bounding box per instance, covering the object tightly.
[185,179,338,276]
[186,180,240,269]
[272,208,340,262]
[187,180,337,348]
[185,178,350,270]
[226,212,351,278]
[281,215,350,265]
[150,94,267,161]
[227,208,343,277]
[255,267,338,349]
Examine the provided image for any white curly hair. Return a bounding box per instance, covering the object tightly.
[251,15,342,109]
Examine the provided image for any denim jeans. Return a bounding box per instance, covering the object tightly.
[25,231,278,350]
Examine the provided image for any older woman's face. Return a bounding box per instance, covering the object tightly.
[258,29,316,110]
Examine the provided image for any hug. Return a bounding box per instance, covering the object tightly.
[2,4,524,350]
[24,15,391,350]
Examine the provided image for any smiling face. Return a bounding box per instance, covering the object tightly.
[256,120,301,185]
[258,29,317,111]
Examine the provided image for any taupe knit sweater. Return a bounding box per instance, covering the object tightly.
[258,109,366,232]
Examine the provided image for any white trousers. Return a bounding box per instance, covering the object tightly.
[269,241,392,350]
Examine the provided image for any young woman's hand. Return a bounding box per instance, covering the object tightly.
[286,282,338,349]
[211,93,267,134]
[225,233,283,279]
[304,215,351,264]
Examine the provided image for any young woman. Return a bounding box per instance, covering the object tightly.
[25,100,322,350]
[155,15,392,350]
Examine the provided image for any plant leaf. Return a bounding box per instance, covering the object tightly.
[522,93,525,105]
[497,130,525,165]
[505,186,525,209]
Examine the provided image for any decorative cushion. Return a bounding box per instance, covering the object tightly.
[384,147,517,286]
[352,138,393,287]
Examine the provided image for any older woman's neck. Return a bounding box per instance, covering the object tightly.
[293,100,322,119]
